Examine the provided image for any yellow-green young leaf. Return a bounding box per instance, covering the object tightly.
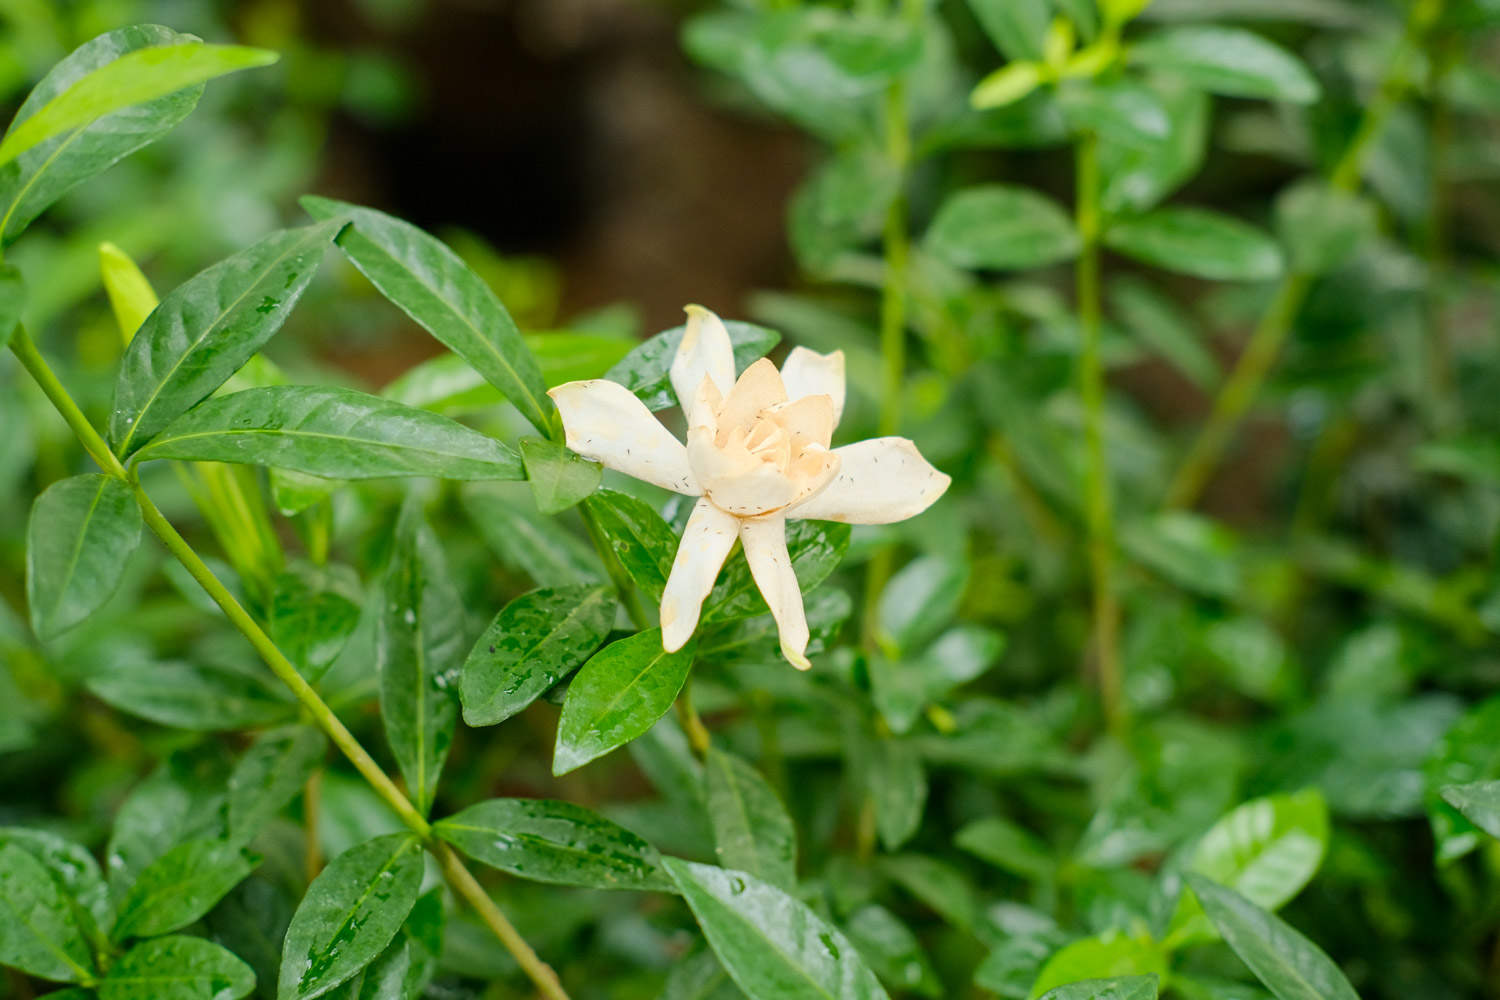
[98,242,158,344]
[278,835,424,1000]
[100,935,255,1000]
[1029,934,1167,998]
[966,0,1052,61]
[1099,0,1155,26]
[0,843,96,983]
[0,43,277,168]
[971,61,1046,110]
[0,263,22,348]
[26,474,144,640]
[111,839,260,941]
[664,858,892,1000]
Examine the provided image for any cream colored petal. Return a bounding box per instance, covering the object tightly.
[671,305,736,427]
[716,358,787,438]
[660,498,740,652]
[704,464,798,519]
[780,347,846,427]
[768,394,835,451]
[740,514,810,669]
[549,379,699,495]
[687,424,757,484]
[787,446,840,506]
[788,436,950,524]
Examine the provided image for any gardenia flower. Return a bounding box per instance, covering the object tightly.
[549,305,950,668]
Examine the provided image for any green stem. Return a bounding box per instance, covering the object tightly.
[1075,132,1124,740]
[1424,31,1459,433]
[11,332,571,1000]
[676,677,712,756]
[1163,16,1427,510]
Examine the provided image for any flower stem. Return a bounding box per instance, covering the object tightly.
[303,768,323,882]
[1164,11,1429,509]
[10,332,572,1000]
[676,677,712,756]
[1075,132,1124,740]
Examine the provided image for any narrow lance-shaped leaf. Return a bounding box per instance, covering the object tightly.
[0,843,96,983]
[554,628,697,775]
[134,386,525,481]
[228,725,328,846]
[1104,207,1284,282]
[100,936,255,1000]
[704,749,797,889]
[300,195,552,434]
[278,834,424,1000]
[0,27,201,245]
[582,490,680,602]
[461,584,618,727]
[377,502,463,818]
[0,43,277,167]
[27,474,144,640]
[664,858,891,1000]
[111,220,343,455]
[435,798,672,891]
[111,839,261,941]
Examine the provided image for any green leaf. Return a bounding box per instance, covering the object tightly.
[1273,180,1379,274]
[300,196,551,434]
[461,584,617,727]
[111,221,342,455]
[111,839,260,940]
[521,436,601,513]
[842,905,942,999]
[955,817,1054,881]
[461,484,603,586]
[553,628,697,775]
[866,737,927,852]
[789,148,900,273]
[1100,78,1210,216]
[1103,208,1283,281]
[0,27,203,245]
[1039,977,1159,1000]
[376,503,463,818]
[106,752,232,899]
[134,386,524,481]
[582,490,679,603]
[86,657,291,731]
[0,828,110,933]
[875,554,968,655]
[1425,695,1500,862]
[971,62,1048,111]
[870,626,1005,734]
[605,322,782,412]
[0,42,275,168]
[228,725,327,846]
[1057,80,1170,149]
[26,473,143,639]
[1440,782,1500,840]
[1030,935,1167,998]
[705,520,850,622]
[924,186,1081,271]
[435,798,671,891]
[704,748,797,890]
[1108,277,1218,390]
[1166,789,1328,946]
[268,570,362,683]
[278,834,424,1000]
[100,936,255,1000]
[1186,875,1360,1000]
[0,842,95,982]
[663,858,891,1000]
[966,0,1052,61]
[0,263,23,347]
[1128,27,1320,103]
[879,854,978,931]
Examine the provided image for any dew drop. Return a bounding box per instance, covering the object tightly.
[729,876,746,895]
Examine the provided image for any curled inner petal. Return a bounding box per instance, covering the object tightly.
[780,347,846,427]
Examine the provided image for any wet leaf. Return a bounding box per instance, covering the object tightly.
[704,748,797,890]
[228,725,327,846]
[112,838,260,940]
[521,436,602,513]
[100,935,255,1000]
[26,473,143,639]
[0,843,95,982]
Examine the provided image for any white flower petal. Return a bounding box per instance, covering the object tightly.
[549,379,699,495]
[788,436,950,524]
[740,515,811,669]
[780,347,846,427]
[660,498,740,652]
[672,305,736,427]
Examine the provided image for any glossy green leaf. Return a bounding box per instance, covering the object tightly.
[705,520,850,622]
[86,657,290,731]
[0,828,110,933]
[582,490,679,602]
[106,752,232,899]
[0,43,275,167]
[875,554,968,655]
[100,936,255,1000]
[461,584,617,727]
[383,333,634,414]
[554,628,696,775]
[0,842,95,982]
[925,185,1081,271]
[112,838,260,940]
[376,503,463,818]
[1425,695,1500,862]
[1104,208,1283,281]
[26,473,143,639]
[842,905,941,999]
[228,725,327,846]
[301,195,551,434]
[1187,875,1360,1000]
[521,436,601,513]
[966,0,1051,61]
[1273,180,1379,274]
[111,221,342,455]
[278,834,424,1000]
[1057,80,1171,149]
[435,798,671,891]
[1030,935,1167,998]
[1100,79,1210,216]
[704,748,797,890]
[268,569,362,683]
[0,263,22,347]
[664,858,891,1000]
[0,27,202,245]
[605,321,782,412]
[1128,27,1320,103]
[134,386,523,481]
[1039,976,1159,1000]
[1440,782,1500,840]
